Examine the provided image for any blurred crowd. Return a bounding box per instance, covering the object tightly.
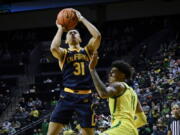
[132,41,179,134]
[0,95,50,135]
[0,81,11,116]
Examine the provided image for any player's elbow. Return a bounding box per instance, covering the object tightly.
[141,113,147,125]
[96,33,101,41]
[99,94,107,99]
[144,117,147,123]
[93,32,101,41]
[50,47,60,59]
[141,118,147,127]
[99,92,109,99]
[135,112,148,128]
[135,120,147,129]
[50,46,58,53]
[50,47,54,52]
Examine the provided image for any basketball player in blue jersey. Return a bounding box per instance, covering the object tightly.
[47,9,101,135]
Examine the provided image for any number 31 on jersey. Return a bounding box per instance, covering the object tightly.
[73,62,85,76]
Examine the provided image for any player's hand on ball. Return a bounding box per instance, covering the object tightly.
[56,20,62,28]
[73,9,83,22]
[56,20,67,32]
[89,51,99,71]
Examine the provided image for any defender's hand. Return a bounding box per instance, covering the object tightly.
[89,51,99,71]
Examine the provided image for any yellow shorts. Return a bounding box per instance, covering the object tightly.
[100,120,138,135]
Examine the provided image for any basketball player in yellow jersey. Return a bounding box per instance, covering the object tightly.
[89,52,147,135]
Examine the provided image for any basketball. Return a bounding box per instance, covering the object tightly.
[57,8,78,31]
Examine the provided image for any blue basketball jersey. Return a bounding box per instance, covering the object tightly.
[59,47,93,90]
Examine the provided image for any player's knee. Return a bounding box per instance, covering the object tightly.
[81,128,94,135]
[47,128,58,135]
[47,122,64,135]
[47,128,61,135]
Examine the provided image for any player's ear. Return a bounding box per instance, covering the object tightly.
[65,35,69,44]
[65,33,69,44]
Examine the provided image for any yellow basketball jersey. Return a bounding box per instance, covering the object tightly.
[109,82,138,126]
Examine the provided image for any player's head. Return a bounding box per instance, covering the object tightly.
[65,29,82,45]
[108,60,133,83]
[171,101,180,118]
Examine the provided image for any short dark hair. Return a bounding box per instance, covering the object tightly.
[111,60,134,80]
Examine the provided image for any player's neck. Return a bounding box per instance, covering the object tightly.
[69,44,80,49]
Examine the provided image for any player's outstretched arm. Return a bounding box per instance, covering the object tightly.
[89,52,125,98]
[134,100,148,128]
[74,9,101,53]
[50,22,66,61]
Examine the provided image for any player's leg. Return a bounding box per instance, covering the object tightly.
[47,122,64,135]
[100,120,138,135]
[81,128,94,135]
[76,94,95,135]
[48,91,74,135]
[100,120,121,135]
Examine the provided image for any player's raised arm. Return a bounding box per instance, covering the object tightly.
[74,10,101,53]
[50,22,66,61]
[89,52,125,98]
[134,100,148,128]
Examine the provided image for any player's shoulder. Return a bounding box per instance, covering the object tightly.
[108,82,127,96]
[110,82,126,89]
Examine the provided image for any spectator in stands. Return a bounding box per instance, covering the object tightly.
[29,107,39,121]
[41,119,49,135]
[40,54,50,64]
[37,128,43,135]
[11,119,21,130]
[29,85,36,93]
[2,121,11,131]
[19,97,26,108]
[27,97,35,108]
[43,78,52,84]
[50,97,57,107]
[14,106,29,121]
[54,84,61,92]
[34,97,42,109]
[33,129,38,135]
[167,101,180,135]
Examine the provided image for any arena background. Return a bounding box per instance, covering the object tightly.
[0,0,180,135]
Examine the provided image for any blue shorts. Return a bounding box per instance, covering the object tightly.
[50,90,95,128]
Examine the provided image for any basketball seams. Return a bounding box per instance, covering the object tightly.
[57,9,64,26]
[65,9,72,30]
[62,9,68,29]
[68,11,78,29]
